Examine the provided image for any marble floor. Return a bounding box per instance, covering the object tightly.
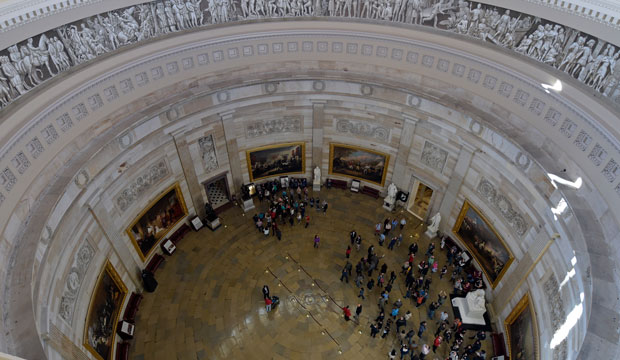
[128,188,493,360]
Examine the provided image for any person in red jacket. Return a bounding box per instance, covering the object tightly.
[265,297,272,312]
[343,305,352,321]
[432,335,442,353]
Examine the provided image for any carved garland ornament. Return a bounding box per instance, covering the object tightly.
[198,134,219,172]
[420,140,448,173]
[0,1,618,111]
[115,159,170,212]
[245,116,302,138]
[476,177,529,236]
[59,241,95,324]
[336,119,389,142]
[543,275,568,360]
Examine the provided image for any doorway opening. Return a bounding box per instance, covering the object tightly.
[204,175,230,212]
[408,179,433,221]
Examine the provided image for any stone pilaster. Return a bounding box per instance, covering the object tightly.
[171,132,206,219]
[220,110,243,195]
[87,207,141,286]
[311,100,326,181]
[437,140,476,230]
[390,114,419,190]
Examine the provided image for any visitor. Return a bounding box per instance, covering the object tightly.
[314,234,320,248]
[343,305,352,321]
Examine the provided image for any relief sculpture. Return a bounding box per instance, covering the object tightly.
[0,0,619,110]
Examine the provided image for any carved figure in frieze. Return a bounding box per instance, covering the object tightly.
[8,45,42,88]
[558,36,584,72]
[590,46,616,89]
[50,37,72,71]
[0,56,28,95]
[164,1,178,31]
[597,51,620,92]
[256,0,267,16]
[381,1,393,20]
[80,24,108,55]
[526,25,545,59]
[572,39,596,79]
[27,36,57,76]
[359,0,370,18]
[156,3,170,33]
[0,77,12,107]
[542,42,561,65]
[172,0,187,29]
[455,15,468,34]
[514,34,533,54]
[491,10,511,43]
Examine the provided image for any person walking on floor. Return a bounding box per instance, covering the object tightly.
[358,287,366,299]
[417,321,427,338]
[265,296,272,312]
[432,335,442,353]
[314,234,320,248]
[388,349,397,360]
[346,245,352,259]
[340,264,350,283]
[323,201,328,214]
[305,215,310,228]
[355,303,363,320]
[262,285,270,299]
[370,322,379,337]
[343,305,352,321]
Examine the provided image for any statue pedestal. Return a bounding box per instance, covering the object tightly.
[313,183,321,192]
[383,199,395,211]
[206,216,221,231]
[424,228,438,239]
[451,291,487,326]
[241,198,255,212]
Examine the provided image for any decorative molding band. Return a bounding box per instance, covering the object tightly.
[198,134,219,172]
[0,0,619,111]
[543,274,568,360]
[245,116,302,138]
[335,118,389,142]
[420,140,448,173]
[114,159,170,212]
[58,241,95,324]
[476,177,529,236]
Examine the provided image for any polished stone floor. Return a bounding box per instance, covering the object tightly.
[128,188,493,359]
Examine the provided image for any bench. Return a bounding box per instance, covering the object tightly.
[361,186,380,199]
[327,178,348,189]
[145,254,164,274]
[492,332,507,357]
[169,223,190,245]
[116,342,130,360]
[123,292,143,323]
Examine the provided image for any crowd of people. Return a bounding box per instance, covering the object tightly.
[251,179,489,359]
[342,220,489,360]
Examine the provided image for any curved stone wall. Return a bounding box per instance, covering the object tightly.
[0,21,618,360]
[1,0,620,112]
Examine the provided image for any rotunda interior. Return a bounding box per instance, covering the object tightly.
[0,0,619,359]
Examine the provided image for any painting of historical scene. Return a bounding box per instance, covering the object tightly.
[126,183,188,260]
[84,262,127,360]
[452,200,514,288]
[329,144,389,186]
[246,143,305,181]
[505,293,539,360]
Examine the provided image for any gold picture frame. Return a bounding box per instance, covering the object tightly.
[245,142,305,182]
[504,293,539,360]
[452,200,514,289]
[328,143,390,186]
[125,182,188,261]
[83,261,128,360]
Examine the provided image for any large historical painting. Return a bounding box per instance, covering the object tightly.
[246,142,305,181]
[452,200,514,288]
[329,144,389,186]
[505,293,539,360]
[84,261,127,360]
[126,183,188,260]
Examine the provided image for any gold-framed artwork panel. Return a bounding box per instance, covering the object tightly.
[504,293,539,360]
[328,143,390,186]
[83,261,128,360]
[245,142,305,182]
[452,200,514,289]
[125,182,188,261]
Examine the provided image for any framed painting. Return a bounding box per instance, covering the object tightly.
[246,142,305,181]
[84,261,128,360]
[328,144,389,186]
[452,200,514,288]
[505,293,539,360]
[126,183,188,261]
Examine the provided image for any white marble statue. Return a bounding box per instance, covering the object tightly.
[384,182,397,204]
[466,289,486,312]
[314,166,321,184]
[427,212,441,234]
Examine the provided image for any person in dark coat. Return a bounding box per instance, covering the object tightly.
[262,285,270,299]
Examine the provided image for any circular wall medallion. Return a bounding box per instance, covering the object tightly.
[361,84,373,96]
[312,80,325,92]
